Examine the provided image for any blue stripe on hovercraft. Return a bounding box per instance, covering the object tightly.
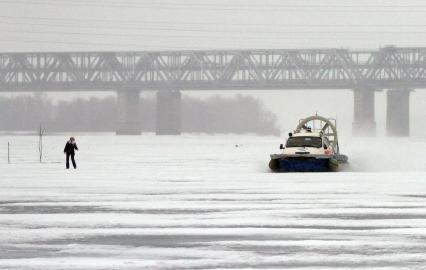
[278,158,330,172]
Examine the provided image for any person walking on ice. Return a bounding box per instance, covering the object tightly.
[64,137,78,169]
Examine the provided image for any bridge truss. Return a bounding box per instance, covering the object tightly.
[0,47,425,91]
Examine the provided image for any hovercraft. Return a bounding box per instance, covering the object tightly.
[269,115,348,172]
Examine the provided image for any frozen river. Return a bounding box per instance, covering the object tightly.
[0,134,426,269]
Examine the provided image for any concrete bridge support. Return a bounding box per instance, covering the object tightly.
[352,89,376,136]
[386,89,410,137]
[156,90,181,135]
[116,89,141,135]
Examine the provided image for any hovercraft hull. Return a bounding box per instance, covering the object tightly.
[269,154,345,173]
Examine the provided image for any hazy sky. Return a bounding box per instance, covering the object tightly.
[3,0,426,51]
[1,0,425,136]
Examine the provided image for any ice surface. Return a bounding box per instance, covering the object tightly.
[0,134,425,269]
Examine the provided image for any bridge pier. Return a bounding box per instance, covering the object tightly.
[352,88,376,136]
[156,90,181,135]
[386,89,411,137]
[116,89,141,135]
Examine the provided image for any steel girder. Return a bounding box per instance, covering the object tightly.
[1,47,426,92]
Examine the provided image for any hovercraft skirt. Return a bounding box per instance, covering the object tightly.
[269,154,339,172]
[279,158,329,172]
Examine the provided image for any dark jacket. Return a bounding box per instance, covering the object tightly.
[64,141,78,155]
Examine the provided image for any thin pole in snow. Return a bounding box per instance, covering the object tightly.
[7,142,10,164]
[38,124,45,163]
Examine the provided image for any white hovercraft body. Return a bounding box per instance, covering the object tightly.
[269,115,348,172]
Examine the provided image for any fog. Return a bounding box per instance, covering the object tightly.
[4,0,426,51]
[1,0,426,137]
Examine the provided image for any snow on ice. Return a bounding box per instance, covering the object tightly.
[0,134,426,269]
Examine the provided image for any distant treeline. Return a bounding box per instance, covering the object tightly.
[0,94,280,135]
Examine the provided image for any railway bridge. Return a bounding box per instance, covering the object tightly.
[0,46,423,136]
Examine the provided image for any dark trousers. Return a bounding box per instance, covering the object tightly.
[66,153,76,169]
